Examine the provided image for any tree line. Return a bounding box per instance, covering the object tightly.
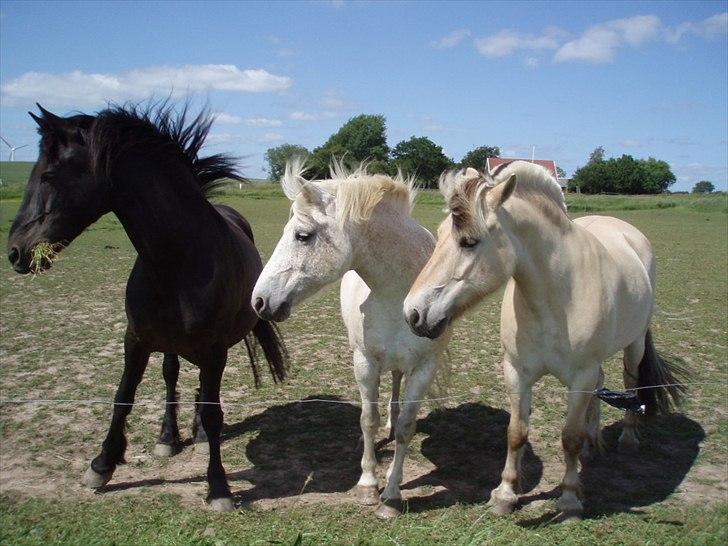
[265,116,716,194]
[264,114,499,188]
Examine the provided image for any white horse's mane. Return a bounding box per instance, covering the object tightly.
[282,157,417,225]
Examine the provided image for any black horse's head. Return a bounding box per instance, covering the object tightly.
[8,105,108,273]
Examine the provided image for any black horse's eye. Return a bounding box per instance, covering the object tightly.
[40,171,57,184]
[295,231,313,242]
[459,236,479,249]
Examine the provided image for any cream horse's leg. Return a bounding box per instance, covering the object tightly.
[385,370,404,441]
[618,333,646,453]
[557,366,601,521]
[375,358,438,519]
[581,366,604,462]
[488,359,533,515]
[353,349,381,506]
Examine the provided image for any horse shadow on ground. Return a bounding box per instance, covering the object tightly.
[517,412,705,526]
[226,399,542,509]
[103,398,704,519]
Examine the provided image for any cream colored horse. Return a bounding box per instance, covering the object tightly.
[252,159,451,518]
[404,161,684,521]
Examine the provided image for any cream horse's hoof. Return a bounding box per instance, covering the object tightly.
[556,508,583,523]
[353,485,380,506]
[153,442,180,457]
[209,497,235,512]
[374,498,403,519]
[83,466,112,489]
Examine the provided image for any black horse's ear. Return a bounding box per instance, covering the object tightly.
[36,103,62,123]
[29,111,45,128]
[73,128,87,146]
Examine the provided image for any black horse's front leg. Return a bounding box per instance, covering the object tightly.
[197,345,233,511]
[84,331,150,488]
[154,353,182,457]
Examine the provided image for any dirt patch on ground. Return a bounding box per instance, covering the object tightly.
[0,397,723,517]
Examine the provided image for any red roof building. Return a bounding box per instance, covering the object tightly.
[486,158,564,187]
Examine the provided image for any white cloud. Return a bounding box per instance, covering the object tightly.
[289,111,317,121]
[244,117,283,127]
[475,27,564,57]
[666,12,728,43]
[320,89,349,110]
[621,139,643,148]
[554,15,661,63]
[259,132,284,143]
[214,113,243,125]
[431,29,471,49]
[1,64,293,107]
[524,56,539,68]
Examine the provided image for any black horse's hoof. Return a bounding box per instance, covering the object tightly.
[209,497,235,512]
[83,466,112,489]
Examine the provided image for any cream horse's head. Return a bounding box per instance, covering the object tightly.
[404,167,518,338]
[252,159,354,322]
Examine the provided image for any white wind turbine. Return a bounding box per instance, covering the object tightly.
[1,136,29,161]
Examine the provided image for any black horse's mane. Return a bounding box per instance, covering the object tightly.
[89,101,245,195]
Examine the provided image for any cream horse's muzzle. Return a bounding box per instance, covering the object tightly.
[403,286,451,339]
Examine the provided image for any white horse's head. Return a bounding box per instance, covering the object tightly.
[251,158,355,321]
[404,166,520,338]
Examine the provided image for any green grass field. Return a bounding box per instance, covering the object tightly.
[0,161,726,545]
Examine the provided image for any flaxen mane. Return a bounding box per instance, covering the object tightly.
[445,161,566,232]
[283,157,417,225]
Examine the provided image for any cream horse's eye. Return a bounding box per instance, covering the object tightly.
[458,236,479,249]
[295,231,313,243]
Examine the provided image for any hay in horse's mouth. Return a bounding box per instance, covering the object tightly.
[29,242,62,274]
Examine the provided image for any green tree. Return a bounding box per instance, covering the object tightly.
[556,166,567,179]
[692,180,715,193]
[391,136,454,188]
[641,157,676,193]
[307,114,390,178]
[459,146,500,170]
[571,154,676,194]
[588,146,605,165]
[264,144,310,182]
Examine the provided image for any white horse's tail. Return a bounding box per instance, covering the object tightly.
[636,329,688,415]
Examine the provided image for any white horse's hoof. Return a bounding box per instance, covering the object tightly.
[353,485,380,506]
[487,498,516,516]
[556,508,583,523]
[374,498,402,519]
[153,443,179,457]
[209,497,235,512]
[83,466,112,489]
[194,441,210,455]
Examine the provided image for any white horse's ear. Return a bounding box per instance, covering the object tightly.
[486,173,517,209]
[281,157,309,201]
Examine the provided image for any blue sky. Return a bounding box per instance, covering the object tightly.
[1,0,726,191]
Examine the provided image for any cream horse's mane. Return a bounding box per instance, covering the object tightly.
[443,160,567,231]
[282,157,417,225]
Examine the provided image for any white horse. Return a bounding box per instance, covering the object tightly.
[252,159,451,518]
[404,161,684,521]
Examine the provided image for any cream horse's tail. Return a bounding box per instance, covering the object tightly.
[636,330,688,415]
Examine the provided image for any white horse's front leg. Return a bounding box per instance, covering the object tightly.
[385,370,403,441]
[376,359,437,519]
[488,359,533,515]
[353,350,381,506]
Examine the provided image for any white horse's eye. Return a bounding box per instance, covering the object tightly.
[295,231,313,243]
[459,236,479,249]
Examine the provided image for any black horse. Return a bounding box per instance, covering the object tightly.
[7,102,288,511]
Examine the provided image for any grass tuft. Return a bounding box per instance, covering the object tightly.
[29,242,61,274]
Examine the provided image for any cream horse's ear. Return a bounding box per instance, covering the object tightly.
[464,167,480,180]
[439,167,479,202]
[486,173,517,209]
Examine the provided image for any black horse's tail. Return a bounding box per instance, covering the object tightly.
[243,320,289,388]
[636,329,688,415]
